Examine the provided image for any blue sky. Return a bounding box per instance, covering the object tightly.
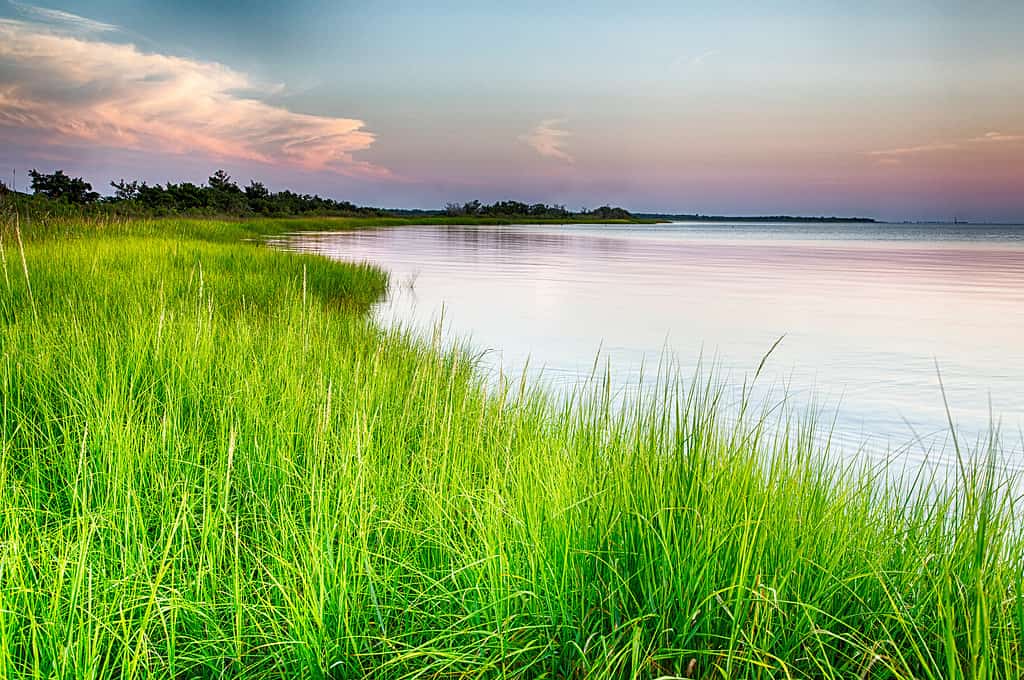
[1,0,1022,220]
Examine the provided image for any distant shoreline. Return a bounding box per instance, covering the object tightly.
[634,213,877,223]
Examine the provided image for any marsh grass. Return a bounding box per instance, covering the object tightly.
[0,213,1021,678]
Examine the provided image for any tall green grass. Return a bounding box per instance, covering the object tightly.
[0,214,1021,678]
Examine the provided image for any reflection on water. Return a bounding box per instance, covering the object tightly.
[276,222,1024,467]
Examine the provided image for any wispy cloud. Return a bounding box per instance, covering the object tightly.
[10,1,117,34]
[866,130,1024,161]
[519,119,573,163]
[669,49,719,73]
[864,142,960,157]
[0,9,387,177]
[971,131,1024,143]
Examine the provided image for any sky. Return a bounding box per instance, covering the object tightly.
[0,0,1022,221]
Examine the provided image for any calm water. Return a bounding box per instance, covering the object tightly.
[277,222,1024,466]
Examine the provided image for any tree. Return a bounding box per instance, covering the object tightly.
[244,180,272,214]
[165,182,208,210]
[135,183,175,211]
[208,170,239,193]
[585,205,632,220]
[442,199,573,219]
[203,170,245,214]
[29,169,100,204]
[245,180,269,200]
[110,179,142,201]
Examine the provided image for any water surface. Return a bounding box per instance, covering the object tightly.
[278,222,1024,466]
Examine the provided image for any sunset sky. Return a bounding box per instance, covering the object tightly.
[1,0,1022,221]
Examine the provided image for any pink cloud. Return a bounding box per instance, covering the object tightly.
[519,119,574,163]
[0,16,388,177]
[865,131,1024,161]
[971,131,1024,143]
[864,142,960,157]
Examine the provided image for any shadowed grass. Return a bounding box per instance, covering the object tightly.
[0,215,1021,678]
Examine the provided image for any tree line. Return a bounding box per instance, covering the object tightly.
[11,169,384,217]
[1,168,634,221]
[445,200,632,221]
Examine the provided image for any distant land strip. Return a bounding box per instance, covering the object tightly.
[2,168,876,223]
[634,213,877,223]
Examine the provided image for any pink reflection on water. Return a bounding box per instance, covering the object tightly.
[278,223,1024,467]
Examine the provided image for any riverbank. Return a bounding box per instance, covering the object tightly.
[0,215,1021,678]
